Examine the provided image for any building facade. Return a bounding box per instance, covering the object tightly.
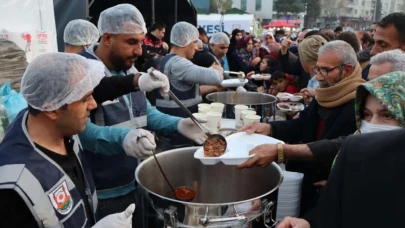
[192,0,211,11]
[232,0,274,20]
[319,0,404,29]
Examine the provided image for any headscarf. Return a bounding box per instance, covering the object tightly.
[235,35,253,59]
[229,29,242,52]
[298,35,328,65]
[260,31,275,53]
[355,71,405,129]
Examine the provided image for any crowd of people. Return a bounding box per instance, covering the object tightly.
[0,2,404,228]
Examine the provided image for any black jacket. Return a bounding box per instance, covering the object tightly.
[270,99,356,144]
[316,129,405,228]
[278,50,310,89]
[270,99,357,215]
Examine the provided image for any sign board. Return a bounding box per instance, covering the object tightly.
[0,0,58,62]
[197,14,255,36]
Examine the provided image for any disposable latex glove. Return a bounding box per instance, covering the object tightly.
[138,68,170,95]
[123,129,156,159]
[177,118,213,145]
[92,204,135,228]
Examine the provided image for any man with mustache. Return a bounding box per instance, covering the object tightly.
[239,40,365,214]
[78,4,210,226]
[0,53,136,227]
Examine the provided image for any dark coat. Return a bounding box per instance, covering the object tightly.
[316,129,405,228]
[270,98,357,215]
[278,50,310,89]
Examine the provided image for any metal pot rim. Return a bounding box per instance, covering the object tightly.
[206,91,277,105]
[135,146,284,206]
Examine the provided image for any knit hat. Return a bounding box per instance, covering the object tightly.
[298,35,327,65]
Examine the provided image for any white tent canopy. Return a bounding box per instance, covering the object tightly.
[197,14,256,36]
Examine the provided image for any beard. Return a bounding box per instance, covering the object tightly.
[319,80,332,88]
[319,72,343,88]
[109,49,137,71]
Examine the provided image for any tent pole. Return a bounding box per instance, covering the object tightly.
[151,0,155,24]
[174,0,178,23]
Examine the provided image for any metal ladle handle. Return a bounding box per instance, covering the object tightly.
[147,69,209,136]
[151,148,176,197]
[167,91,210,136]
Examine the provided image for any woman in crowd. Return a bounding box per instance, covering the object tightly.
[231,35,261,74]
[259,31,279,60]
[278,71,405,228]
[252,38,261,58]
[227,29,243,71]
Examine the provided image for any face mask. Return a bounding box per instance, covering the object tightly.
[359,120,402,134]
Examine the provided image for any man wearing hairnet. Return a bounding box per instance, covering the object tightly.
[154,21,223,148]
[77,4,211,226]
[0,53,136,228]
[208,32,230,70]
[155,21,224,116]
[64,19,99,54]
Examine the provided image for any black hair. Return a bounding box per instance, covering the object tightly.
[229,29,242,48]
[304,30,319,38]
[271,70,287,81]
[262,55,279,68]
[231,29,242,37]
[198,27,207,35]
[378,12,405,43]
[361,32,374,46]
[149,22,166,32]
[275,30,285,35]
[336,31,361,53]
[304,31,331,42]
[357,49,371,63]
[334,26,343,32]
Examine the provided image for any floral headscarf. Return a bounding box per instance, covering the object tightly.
[355,71,405,130]
[235,35,253,62]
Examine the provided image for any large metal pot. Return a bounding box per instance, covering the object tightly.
[206,92,277,121]
[135,147,283,227]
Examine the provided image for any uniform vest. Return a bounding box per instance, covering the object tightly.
[0,110,97,228]
[79,50,147,192]
[155,54,202,118]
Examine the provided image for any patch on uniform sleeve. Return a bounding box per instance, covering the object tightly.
[48,181,74,215]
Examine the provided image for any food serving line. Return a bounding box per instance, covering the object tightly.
[133,90,300,227]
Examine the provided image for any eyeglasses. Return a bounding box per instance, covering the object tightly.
[312,65,345,77]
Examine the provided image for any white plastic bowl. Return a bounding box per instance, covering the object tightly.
[289,96,303,102]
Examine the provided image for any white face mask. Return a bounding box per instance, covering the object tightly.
[359,120,402,134]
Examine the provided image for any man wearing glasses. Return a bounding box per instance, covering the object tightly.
[238,40,365,215]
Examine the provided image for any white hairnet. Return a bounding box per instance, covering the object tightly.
[21,53,105,111]
[170,22,199,47]
[98,4,147,35]
[63,19,99,46]
[209,32,230,45]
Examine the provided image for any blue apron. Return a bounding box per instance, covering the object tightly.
[155,54,201,118]
[0,110,98,228]
[79,50,147,194]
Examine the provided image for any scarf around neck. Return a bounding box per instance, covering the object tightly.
[315,63,365,108]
